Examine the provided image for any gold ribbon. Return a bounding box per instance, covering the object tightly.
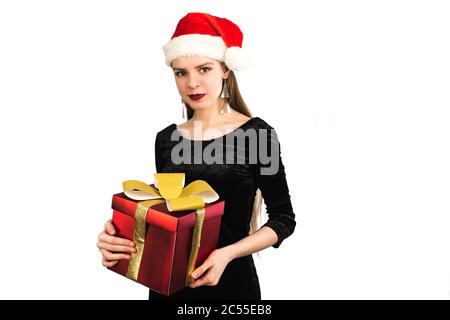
[185,207,205,286]
[125,199,164,281]
[122,173,219,285]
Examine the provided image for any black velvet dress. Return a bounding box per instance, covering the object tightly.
[149,117,296,300]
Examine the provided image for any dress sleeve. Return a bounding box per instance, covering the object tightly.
[252,125,296,248]
[154,131,164,173]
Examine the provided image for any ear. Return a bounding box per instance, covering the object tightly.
[221,63,230,79]
[223,69,231,80]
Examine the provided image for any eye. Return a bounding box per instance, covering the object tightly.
[174,71,185,77]
[199,67,211,73]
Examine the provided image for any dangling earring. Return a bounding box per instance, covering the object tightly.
[220,79,231,114]
[220,79,230,100]
[181,99,187,119]
[220,101,231,114]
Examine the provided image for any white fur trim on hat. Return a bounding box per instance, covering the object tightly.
[163,34,226,66]
[163,34,249,71]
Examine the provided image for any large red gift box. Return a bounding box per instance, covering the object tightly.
[109,192,224,295]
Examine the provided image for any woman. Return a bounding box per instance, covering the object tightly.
[97,12,296,300]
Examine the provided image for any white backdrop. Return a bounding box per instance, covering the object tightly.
[0,0,449,300]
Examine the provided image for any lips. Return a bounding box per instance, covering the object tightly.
[189,93,206,101]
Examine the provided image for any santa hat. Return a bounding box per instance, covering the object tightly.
[162,12,250,71]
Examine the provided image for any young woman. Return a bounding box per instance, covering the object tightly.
[97,12,296,300]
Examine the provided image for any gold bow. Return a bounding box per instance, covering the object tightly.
[122,173,219,286]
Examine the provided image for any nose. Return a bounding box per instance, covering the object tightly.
[187,74,200,89]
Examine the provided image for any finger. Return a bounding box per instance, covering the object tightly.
[98,232,135,248]
[97,241,136,253]
[104,220,116,236]
[100,248,131,261]
[102,257,119,268]
[191,260,213,280]
[189,278,207,288]
[100,249,131,261]
[189,275,213,288]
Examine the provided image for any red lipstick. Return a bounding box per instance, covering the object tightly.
[189,94,206,101]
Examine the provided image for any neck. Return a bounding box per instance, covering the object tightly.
[191,98,227,127]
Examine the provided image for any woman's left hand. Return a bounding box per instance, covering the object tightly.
[189,247,234,288]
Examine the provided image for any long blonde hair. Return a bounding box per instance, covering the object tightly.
[184,64,263,234]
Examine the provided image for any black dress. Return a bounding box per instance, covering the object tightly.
[149,117,296,300]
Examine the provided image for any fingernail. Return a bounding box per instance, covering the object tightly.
[129,242,135,247]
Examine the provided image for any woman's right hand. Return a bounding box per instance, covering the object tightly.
[97,219,136,267]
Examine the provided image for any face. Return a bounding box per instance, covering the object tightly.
[171,56,230,110]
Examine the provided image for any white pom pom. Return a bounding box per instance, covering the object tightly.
[224,47,250,71]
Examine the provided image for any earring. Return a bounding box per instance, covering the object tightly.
[220,79,231,114]
[181,99,187,119]
[220,102,231,114]
[220,79,230,99]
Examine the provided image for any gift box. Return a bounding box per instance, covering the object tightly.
[108,173,224,296]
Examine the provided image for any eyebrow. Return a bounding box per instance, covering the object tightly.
[172,62,213,71]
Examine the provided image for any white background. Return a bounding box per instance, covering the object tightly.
[0,0,449,300]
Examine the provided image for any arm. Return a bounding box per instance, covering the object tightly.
[190,126,296,288]
[189,227,278,288]
[222,226,278,260]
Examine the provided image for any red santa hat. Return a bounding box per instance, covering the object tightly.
[163,12,250,71]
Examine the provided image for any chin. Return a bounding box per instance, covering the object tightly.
[189,101,211,109]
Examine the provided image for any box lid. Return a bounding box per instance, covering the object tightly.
[111,192,224,232]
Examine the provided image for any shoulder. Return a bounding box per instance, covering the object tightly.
[249,116,276,131]
[155,123,178,147]
[156,123,176,138]
[249,117,282,147]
